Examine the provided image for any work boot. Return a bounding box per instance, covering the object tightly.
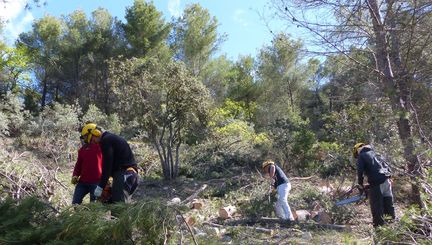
[383,196,395,221]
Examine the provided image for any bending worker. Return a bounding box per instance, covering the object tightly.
[262,160,295,221]
[353,142,395,227]
[81,123,138,203]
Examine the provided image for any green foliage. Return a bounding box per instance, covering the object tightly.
[290,183,357,224]
[375,205,431,244]
[171,3,223,76]
[17,14,62,107]
[28,102,80,137]
[110,57,210,179]
[0,92,29,137]
[0,197,57,244]
[0,111,8,136]
[129,142,162,178]
[375,170,431,243]
[0,45,31,95]
[182,131,266,180]
[183,99,270,180]
[200,55,234,106]
[255,33,314,127]
[0,197,178,244]
[82,104,122,134]
[322,102,395,145]
[225,56,260,122]
[123,0,170,57]
[23,102,81,164]
[238,179,275,218]
[23,87,41,114]
[290,184,331,210]
[265,116,318,176]
[313,142,352,178]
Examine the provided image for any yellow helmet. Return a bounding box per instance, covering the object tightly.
[81,123,102,143]
[262,160,274,169]
[353,142,365,158]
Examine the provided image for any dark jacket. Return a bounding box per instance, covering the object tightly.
[272,165,289,188]
[357,146,388,187]
[98,132,136,188]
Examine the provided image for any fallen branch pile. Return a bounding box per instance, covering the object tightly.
[0,148,68,208]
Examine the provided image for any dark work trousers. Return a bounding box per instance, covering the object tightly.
[111,169,126,203]
[368,178,395,227]
[72,183,98,204]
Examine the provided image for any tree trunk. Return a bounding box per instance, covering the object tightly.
[41,76,47,108]
[367,0,423,207]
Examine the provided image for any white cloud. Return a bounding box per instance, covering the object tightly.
[0,0,34,44]
[168,0,181,18]
[233,9,248,27]
[6,11,33,41]
[0,0,28,21]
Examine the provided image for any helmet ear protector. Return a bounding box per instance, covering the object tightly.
[81,123,102,143]
[353,143,365,158]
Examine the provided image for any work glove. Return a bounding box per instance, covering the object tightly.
[71,176,79,185]
[94,186,103,197]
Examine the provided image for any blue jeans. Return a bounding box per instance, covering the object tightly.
[72,183,98,204]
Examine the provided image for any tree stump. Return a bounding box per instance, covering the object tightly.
[219,205,237,219]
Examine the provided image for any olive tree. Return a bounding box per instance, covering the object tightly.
[110,58,210,180]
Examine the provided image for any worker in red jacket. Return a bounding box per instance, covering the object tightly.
[71,136,103,204]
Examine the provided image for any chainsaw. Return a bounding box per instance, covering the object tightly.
[335,185,369,206]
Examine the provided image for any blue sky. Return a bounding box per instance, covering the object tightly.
[0,0,291,60]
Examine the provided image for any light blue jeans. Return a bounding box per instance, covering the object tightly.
[275,182,294,220]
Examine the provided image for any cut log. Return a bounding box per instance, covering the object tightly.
[191,199,204,210]
[249,226,274,235]
[167,197,181,205]
[219,205,237,219]
[185,216,196,227]
[295,210,311,221]
[317,211,332,224]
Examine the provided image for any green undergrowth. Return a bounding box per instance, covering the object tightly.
[0,196,178,245]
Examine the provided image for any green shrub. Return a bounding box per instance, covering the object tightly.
[375,205,431,244]
[265,117,319,176]
[0,197,179,245]
[0,111,8,136]
[82,104,122,134]
[182,100,271,180]
[238,178,275,218]
[22,102,81,164]
[289,183,332,210]
[0,92,29,137]
[129,142,162,178]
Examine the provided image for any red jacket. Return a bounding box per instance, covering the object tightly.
[72,143,103,184]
